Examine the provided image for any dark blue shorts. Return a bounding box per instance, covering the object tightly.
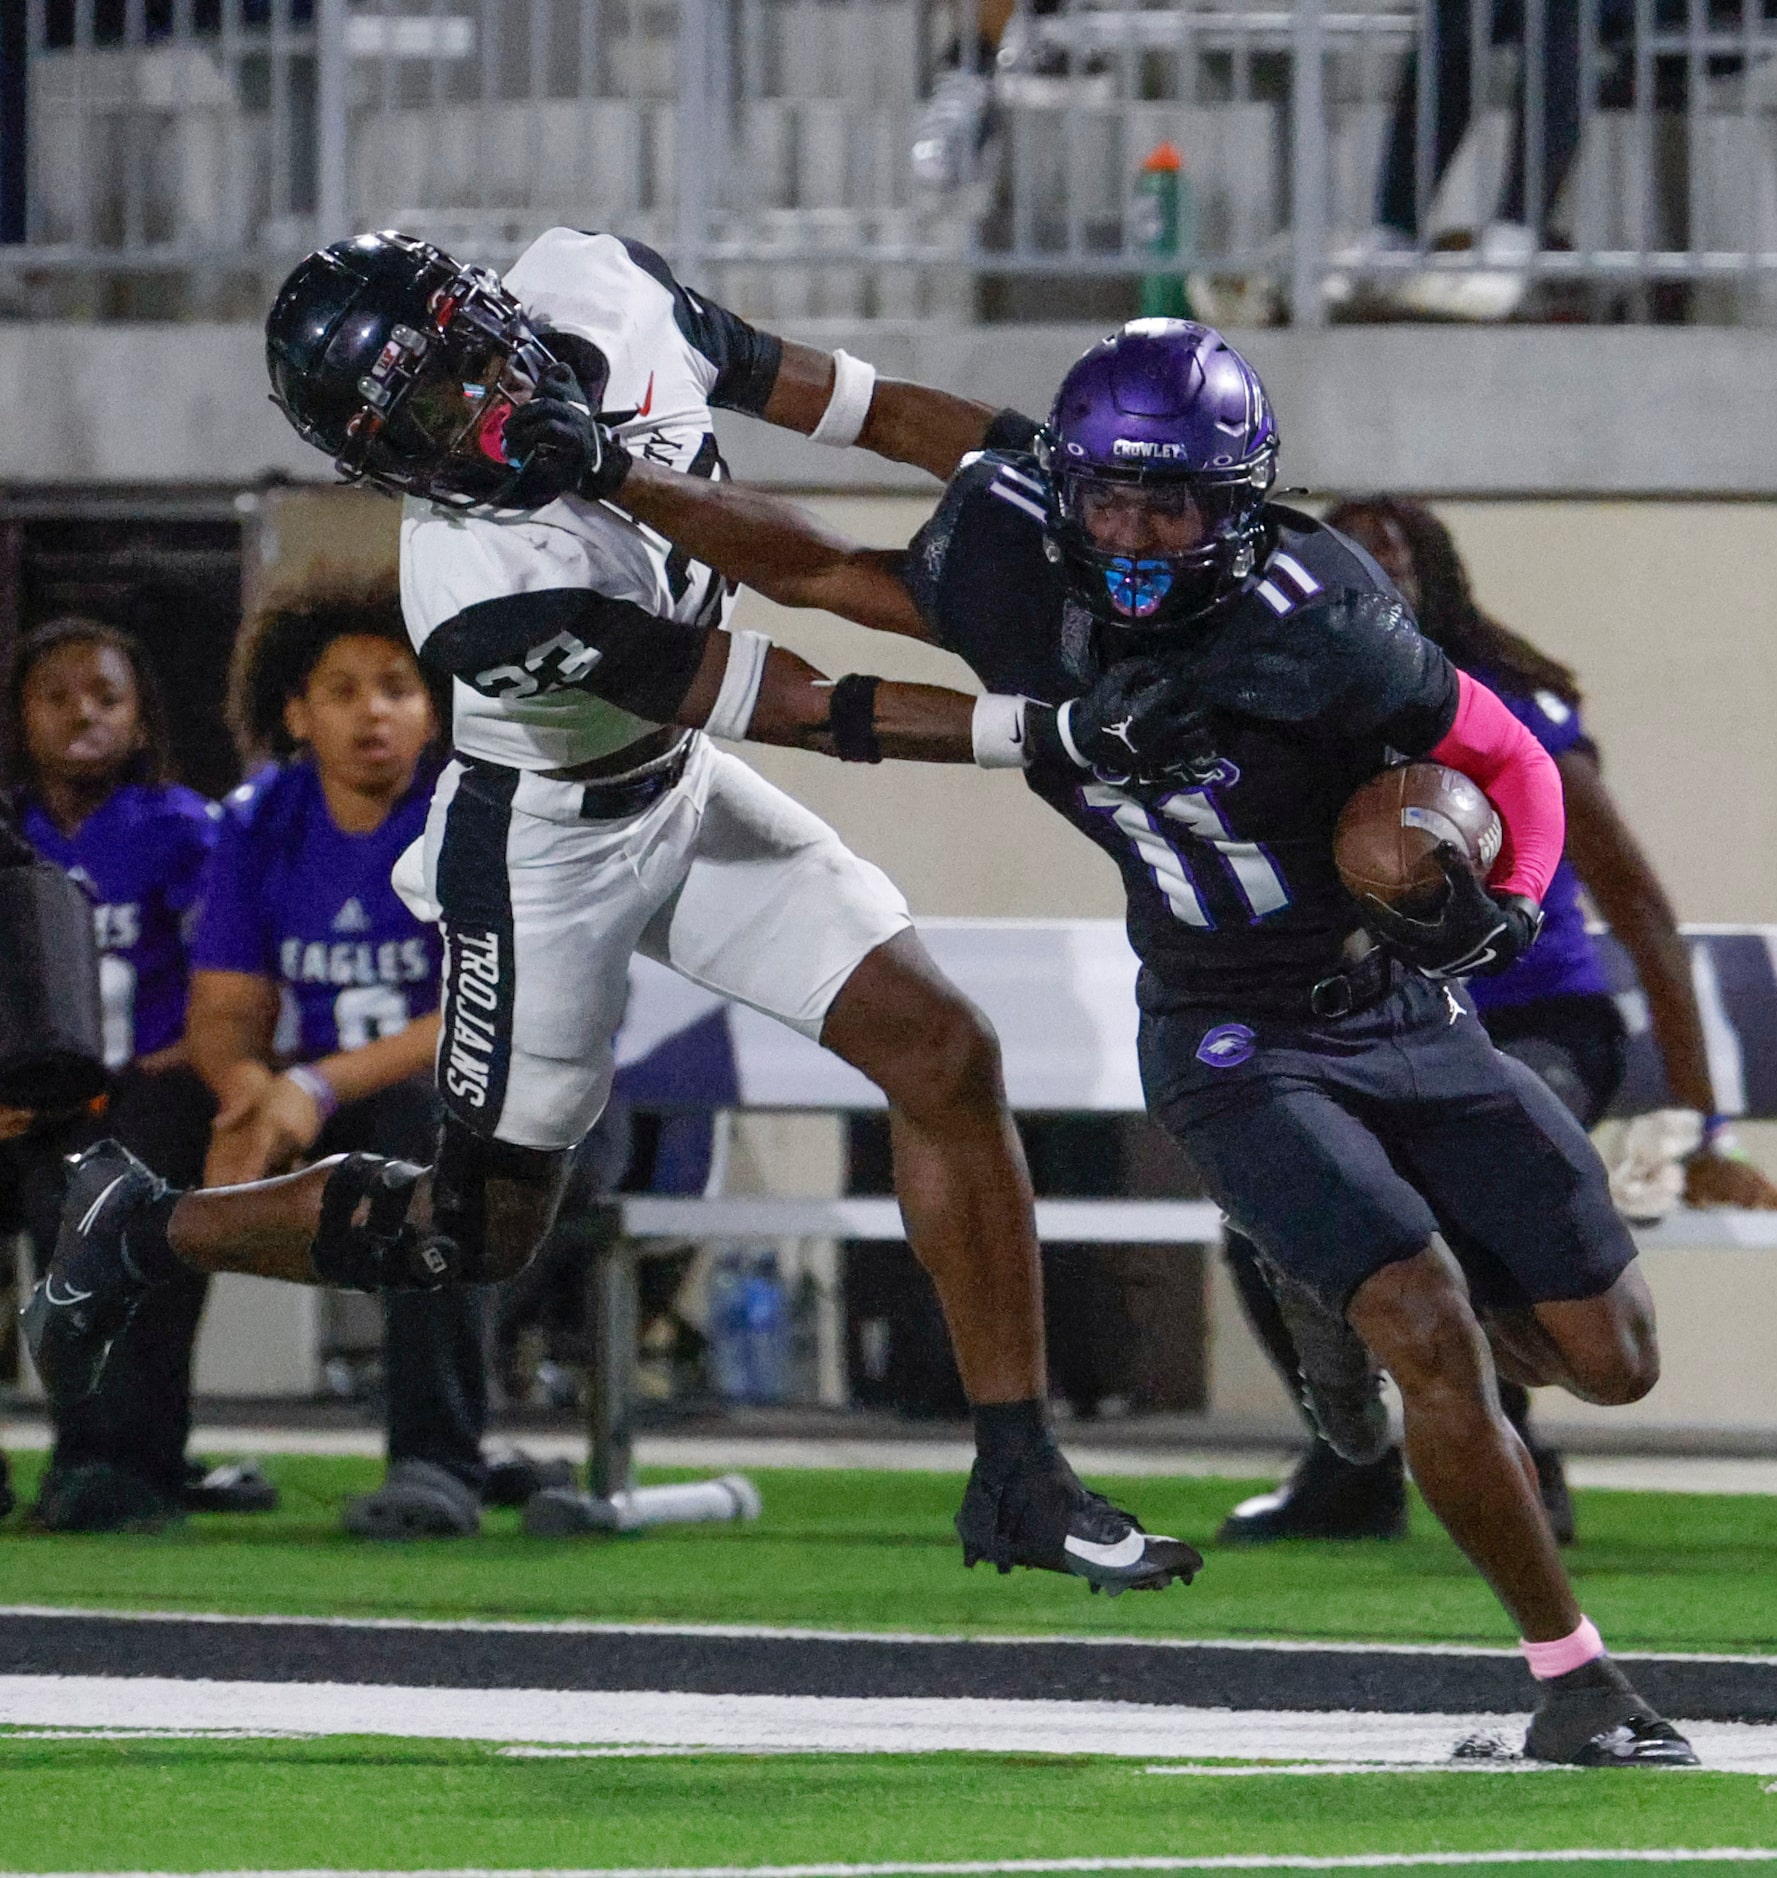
[1139,975,1637,1316]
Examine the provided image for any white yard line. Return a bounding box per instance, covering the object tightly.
[2,1678,1776,1772]
[12,1856,1777,1875]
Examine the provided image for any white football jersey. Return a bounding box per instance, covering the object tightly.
[399,228,780,771]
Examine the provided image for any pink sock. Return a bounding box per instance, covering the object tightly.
[1521,1616,1605,1679]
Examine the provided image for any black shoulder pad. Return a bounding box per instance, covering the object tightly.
[1204,587,1457,749]
[983,409,1043,453]
[617,236,783,416]
[902,451,1045,643]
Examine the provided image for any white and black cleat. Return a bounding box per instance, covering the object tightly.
[20,1140,167,1405]
[1523,1658,1700,1767]
[956,1448,1202,1597]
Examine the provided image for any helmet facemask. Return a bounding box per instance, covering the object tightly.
[336,265,561,508]
[1044,440,1276,631]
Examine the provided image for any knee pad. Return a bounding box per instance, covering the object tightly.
[429,1117,567,1286]
[312,1153,453,1293]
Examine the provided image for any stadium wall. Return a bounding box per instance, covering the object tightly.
[1,321,1775,493]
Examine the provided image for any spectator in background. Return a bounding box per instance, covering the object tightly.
[1220,496,1777,1546]
[1335,0,1592,320]
[185,576,495,1539]
[0,618,272,1530]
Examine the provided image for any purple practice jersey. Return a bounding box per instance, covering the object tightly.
[1463,672,1608,1013]
[189,758,442,1064]
[21,782,219,1068]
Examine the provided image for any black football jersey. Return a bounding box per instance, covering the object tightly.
[900,452,1461,1013]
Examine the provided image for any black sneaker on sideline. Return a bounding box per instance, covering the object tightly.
[1523,1657,1699,1766]
[957,1448,1202,1597]
[1218,1438,1408,1544]
[183,1458,281,1514]
[20,1141,167,1405]
[36,1461,182,1533]
[482,1445,578,1509]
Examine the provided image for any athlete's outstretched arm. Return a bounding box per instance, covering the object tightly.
[760,340,1034,483]
[620,459,933,639]
[416,583,1192,776]
[613,236,1034,481]
[415,582,977,763]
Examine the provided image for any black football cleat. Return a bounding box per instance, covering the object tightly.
[1218,1438,1408,1544]
[1523,1657,1699,1767]
[957,1448,1202,1597]
[20,1140,167,1406]
[1262,1261,1391,1466]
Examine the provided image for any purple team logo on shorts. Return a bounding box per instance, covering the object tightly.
[1196,1022,1257,1069]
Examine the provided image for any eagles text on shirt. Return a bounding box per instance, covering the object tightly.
[22,781,219,1069]
[189,759,443,1063]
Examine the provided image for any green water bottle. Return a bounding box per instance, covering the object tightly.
[1133,141,1194,319]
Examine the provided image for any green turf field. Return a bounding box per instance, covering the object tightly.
[0,1735,1773,1873]
[2,1450,1774,1653]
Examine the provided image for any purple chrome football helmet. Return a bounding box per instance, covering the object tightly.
[1039,319,1278,630]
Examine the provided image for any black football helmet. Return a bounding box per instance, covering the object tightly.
[265,230,562,506]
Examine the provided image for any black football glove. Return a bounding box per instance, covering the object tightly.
[1360,842,1543,979]
[496,362,632,509]
[1027,658,1216,785]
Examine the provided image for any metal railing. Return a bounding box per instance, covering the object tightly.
[3,0,1776,323]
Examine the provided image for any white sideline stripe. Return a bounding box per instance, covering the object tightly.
[0,1728,300,1740]
[2,1604,1770,1670]
[12,1858,1777,1876]
[7,1422,1775,1497]
[3,1678,1777,1771]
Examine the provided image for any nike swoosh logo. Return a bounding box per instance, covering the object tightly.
[601,373,656,430]
[44,1277,94,1308]
[1063,1529,1149,1570]
[78,1172,129,1236]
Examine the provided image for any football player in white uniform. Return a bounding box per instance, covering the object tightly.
[25,229,1200,1596]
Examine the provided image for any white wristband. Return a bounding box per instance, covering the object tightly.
[1055,698,1091,770]
[972,693,1032,769]
[704,629,772,741]
[809,349,878,448]
[283,1062,338,1124]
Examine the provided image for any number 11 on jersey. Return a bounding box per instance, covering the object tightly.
[1083,783,1290,929]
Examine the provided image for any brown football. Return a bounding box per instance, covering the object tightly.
[1334,762,1503,913]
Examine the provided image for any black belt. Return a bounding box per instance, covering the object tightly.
[1308,945,1399,1019]
[577,737,692,821]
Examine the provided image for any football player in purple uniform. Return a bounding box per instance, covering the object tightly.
[1214,496,1777,1548]
[183,577,505,1536]
[461,317,1694,1764]
[0,618,257,1529]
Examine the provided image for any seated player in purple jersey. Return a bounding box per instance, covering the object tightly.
[0,618,270,1530]
[1215,494,1777,1550]
[184,578,497,1537]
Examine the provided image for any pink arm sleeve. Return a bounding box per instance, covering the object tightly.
[1427,669,1565,903]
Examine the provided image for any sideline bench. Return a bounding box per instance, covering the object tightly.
[575,918,1777,1521]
